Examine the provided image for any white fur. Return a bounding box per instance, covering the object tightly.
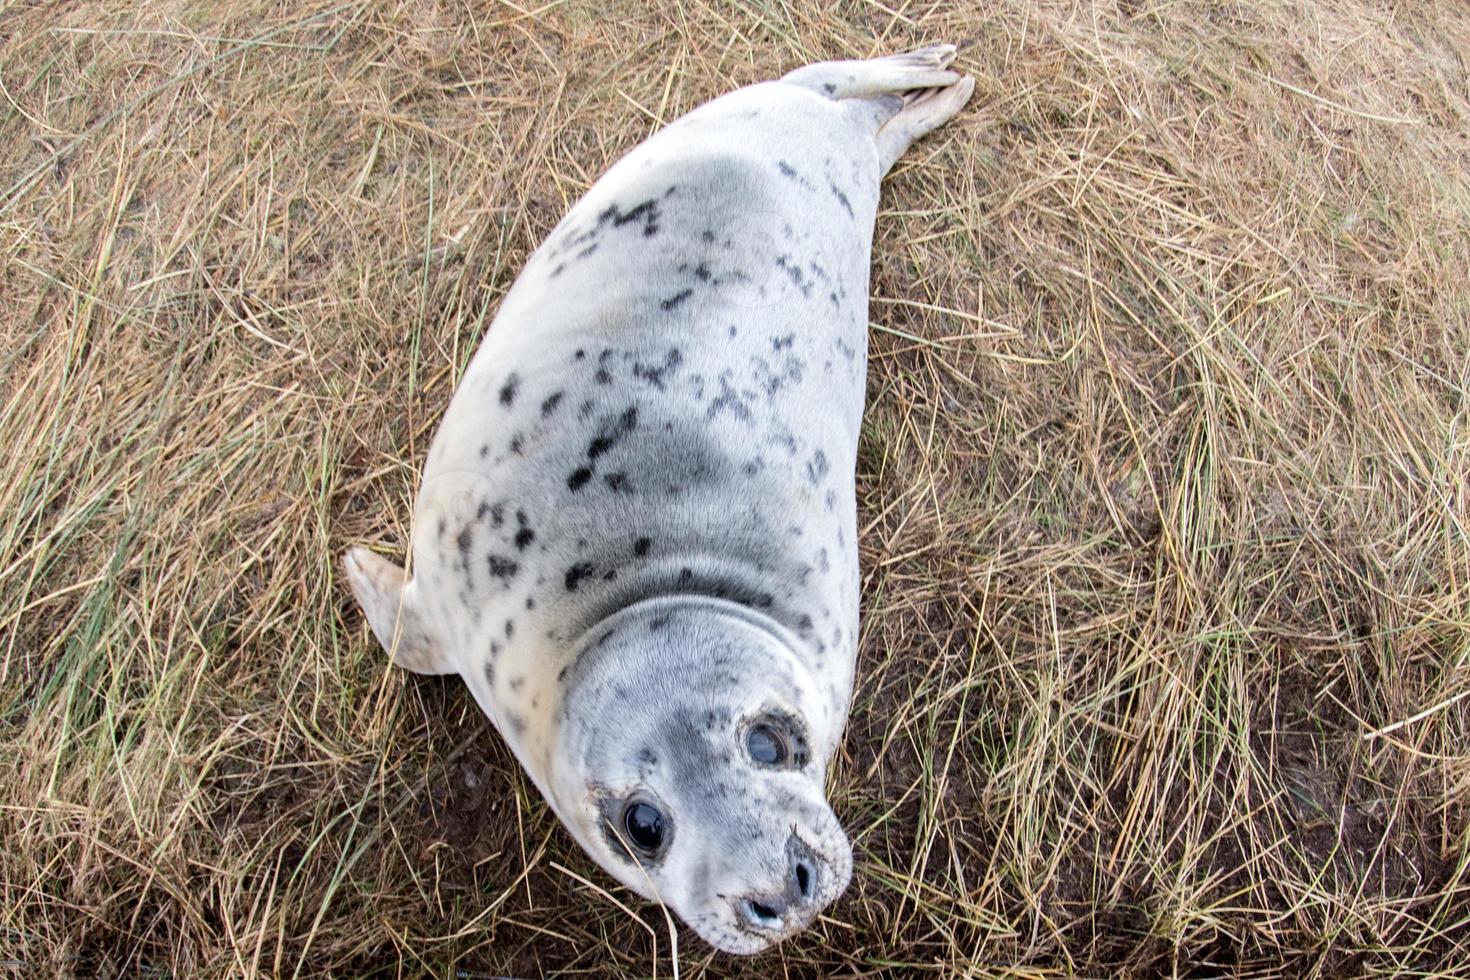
[345,44,972,953]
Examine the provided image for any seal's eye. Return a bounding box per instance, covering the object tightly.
[746,722,787,765]
[623,801,664,852]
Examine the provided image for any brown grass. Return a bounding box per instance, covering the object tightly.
[3,0,1468,976]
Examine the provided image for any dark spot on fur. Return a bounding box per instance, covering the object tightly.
[633,537,651,557]
[604,472,630,492]
[568,467,593,491]
[588,406,638,461]
[772,333,795,351]
[822,82,836,94]
[487,555,518,580]
[806,449,830,485]
[707,377,751,423]
[776,255,812,297]
[660,289,693,311]
[498,372,520,407]
[575,348,585,360]
[509,676,525,692]
[525,596,535,610]
[505,619,515,639]
[828,180,854,217]
[595,368,612,384]
[565,563,594,591]
[598,198,661,237]
[457,527,472,557]
[514,527,535,550]
[484,661,496,687]
[649,613,671,631]
[541,391,564,417]
[632,348,683,391]
[509,433,524,454]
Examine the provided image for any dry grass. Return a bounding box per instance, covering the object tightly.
[2,0,1468,976]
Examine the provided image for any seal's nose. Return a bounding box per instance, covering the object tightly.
[736,833,820,932]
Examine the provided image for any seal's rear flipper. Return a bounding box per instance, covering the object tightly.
[343,547,455,675]
[780,44,961,99]
[874,75,976,173]
[778,44,973,175]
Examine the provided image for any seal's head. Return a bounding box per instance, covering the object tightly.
[547,597,852,953]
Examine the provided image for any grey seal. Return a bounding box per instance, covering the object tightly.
[345,43,973,953]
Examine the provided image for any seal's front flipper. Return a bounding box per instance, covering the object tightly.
[343,547,455,675]
[780,44,961,100]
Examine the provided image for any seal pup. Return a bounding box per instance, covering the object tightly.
[344,44,973,954]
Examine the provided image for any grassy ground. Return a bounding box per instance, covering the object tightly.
[3,0,1468,976]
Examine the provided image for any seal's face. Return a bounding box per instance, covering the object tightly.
[549,601,853,953]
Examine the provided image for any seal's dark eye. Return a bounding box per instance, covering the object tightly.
[746,722,787,765]
[623,801,664,852]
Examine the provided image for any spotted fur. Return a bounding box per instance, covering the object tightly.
[343,43,973,954]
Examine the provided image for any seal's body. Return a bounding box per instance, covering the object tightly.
[345,45,973,953]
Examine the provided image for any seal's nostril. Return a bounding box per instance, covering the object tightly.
[746,899,779,923]
[795,860,811,897]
